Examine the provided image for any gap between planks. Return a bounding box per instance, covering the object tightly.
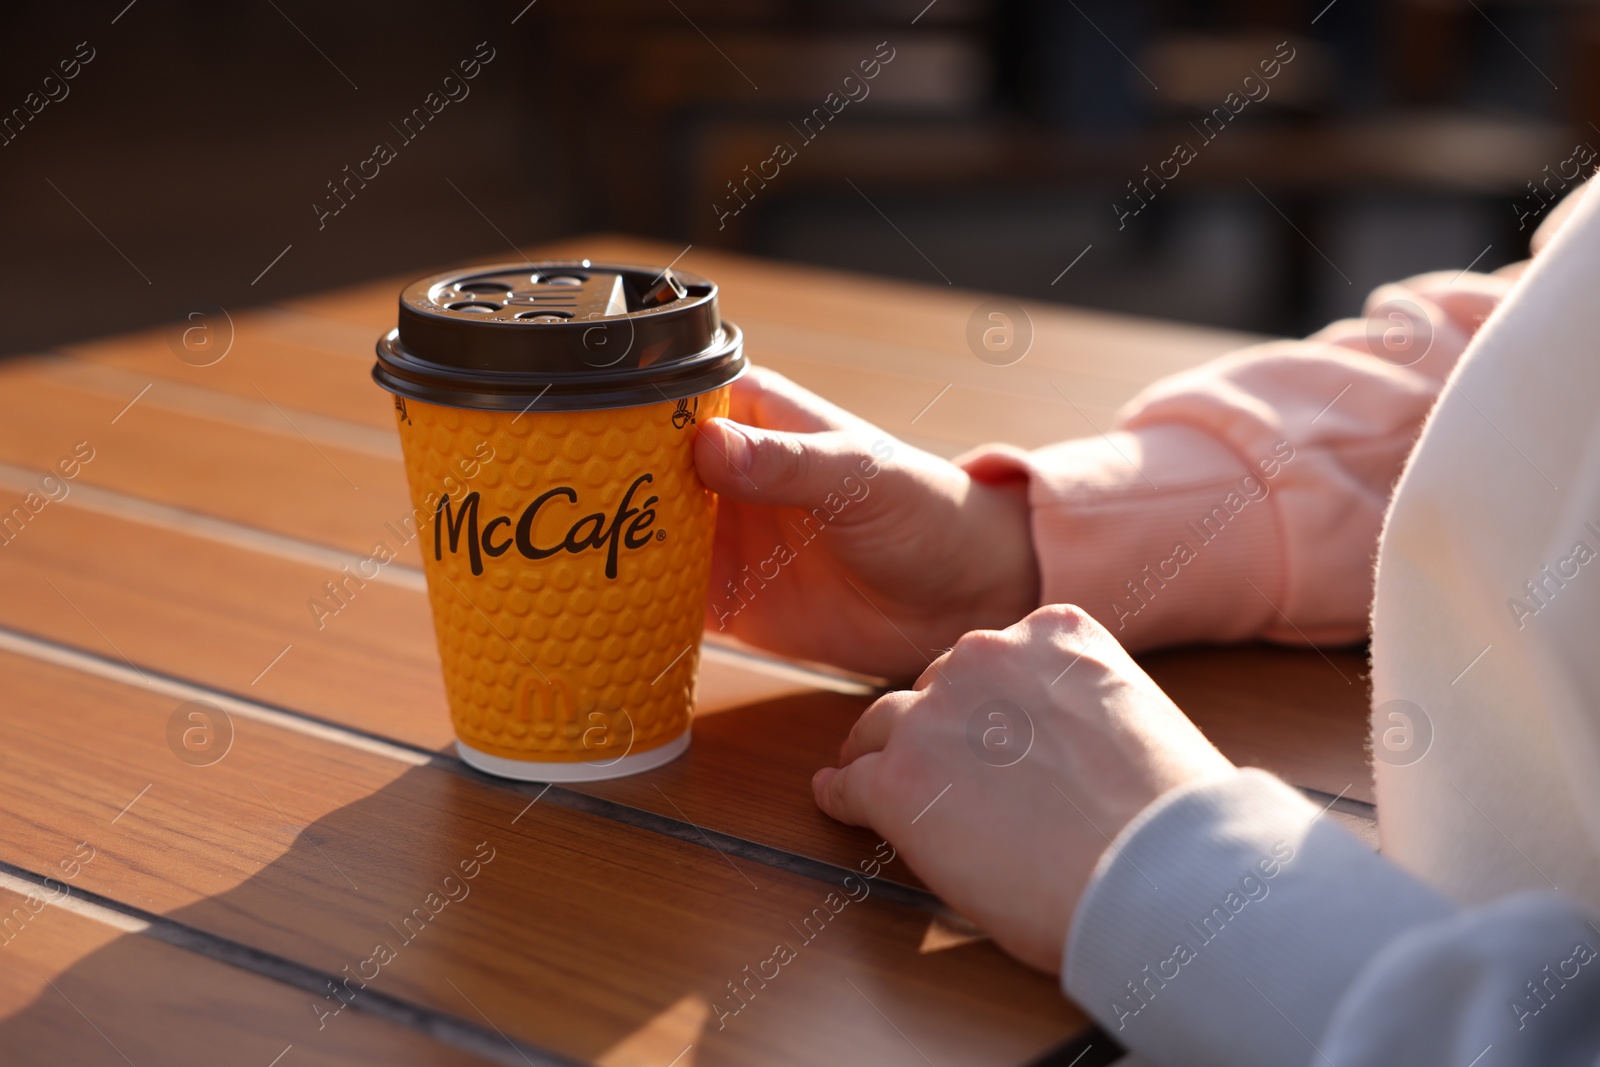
[28,355,400,459]
[0,619,1372,905]
[0,458,877,696]
[0,858,578,1067]
[0,456,1379,824]
[0,853,1127,1067]
[0,625,936,911]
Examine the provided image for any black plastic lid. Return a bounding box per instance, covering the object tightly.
[372,261,746,411]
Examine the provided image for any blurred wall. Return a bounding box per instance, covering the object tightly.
[0,2,553,355]
[1,0,1594,356]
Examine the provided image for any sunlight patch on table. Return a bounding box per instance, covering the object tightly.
[596,992,707,1067]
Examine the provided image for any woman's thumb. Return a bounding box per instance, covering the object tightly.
[695,417,883,509]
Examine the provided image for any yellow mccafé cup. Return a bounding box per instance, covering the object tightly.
[373,262,745,781]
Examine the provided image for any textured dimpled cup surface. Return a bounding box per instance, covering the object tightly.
[394,390,728,774]
[373,262,745,781]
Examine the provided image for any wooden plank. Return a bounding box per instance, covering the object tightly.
[0,883,497,1066]
[1140,644,1372,804]
[53,315,1134,462]
[0,482,904,871]
[0,481,1374,812]
[2,353,1105,572]
[279,236,1263,388]
[54,249,1237,462]
[13,242,1371,802]
[16,237,1263,558]
[278,273,431,332]
[0,357,409,558]
[271,237,1258,395]
[0,649,1087,1066]
[0,235,1347,1067]
[268,236,1262,460]
[19,353,397,458]
[58,311,397,430]
[747,350,1128,458]
[0,283,1376,809]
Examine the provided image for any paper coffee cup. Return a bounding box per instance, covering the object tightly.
[373,262,745,782]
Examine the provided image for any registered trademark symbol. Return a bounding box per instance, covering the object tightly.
[655,530,666,541]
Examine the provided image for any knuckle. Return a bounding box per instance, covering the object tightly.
[943,629,1009,673]
[850,691,908,748]
[953,627,1010,657]
[1036,601,1093,627]
[867,688,916,720]
[1029,602,1104,641]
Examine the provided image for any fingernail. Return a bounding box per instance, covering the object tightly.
[720,421,753,475]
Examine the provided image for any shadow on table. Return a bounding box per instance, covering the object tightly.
[0,691,1094,1067]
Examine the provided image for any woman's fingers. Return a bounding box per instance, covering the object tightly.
[698,367,902,505]
[693,418,885,509]
[839,689,917,765]
[728,366,867,434]
[812,753,883,827]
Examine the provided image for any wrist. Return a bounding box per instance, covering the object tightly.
[956,477,1039,633]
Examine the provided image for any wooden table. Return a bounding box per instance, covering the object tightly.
[0,237,1373,1066]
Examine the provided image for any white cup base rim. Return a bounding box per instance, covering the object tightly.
[455,729,691,782]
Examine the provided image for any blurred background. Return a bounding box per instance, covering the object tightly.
[1,0,1592,356]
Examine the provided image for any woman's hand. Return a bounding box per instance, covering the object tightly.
[813,604,1235,973]
[694,367,1039,679]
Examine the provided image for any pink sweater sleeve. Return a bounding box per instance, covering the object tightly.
[959,269,1516,650]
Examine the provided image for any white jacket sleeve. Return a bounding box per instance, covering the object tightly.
[1063,770,1600,1066]
[1321,891,1600,1065]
